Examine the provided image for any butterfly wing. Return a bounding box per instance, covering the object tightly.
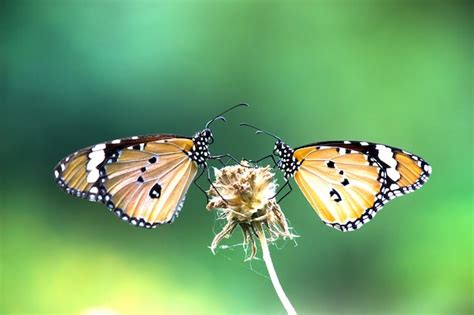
[54,135,198,228]
[293,141,431,232]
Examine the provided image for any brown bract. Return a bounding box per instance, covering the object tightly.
[207,162,297,260]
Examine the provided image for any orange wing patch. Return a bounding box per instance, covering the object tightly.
[395,152,423,187]
[54,135,198,228]
[56,153,94,197]
[294,147,384,230]
[291,141,431,232]
[102,150,197,226]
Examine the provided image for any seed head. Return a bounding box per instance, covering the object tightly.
[207,162,297,260]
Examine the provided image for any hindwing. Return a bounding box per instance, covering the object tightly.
[293,141,431,231]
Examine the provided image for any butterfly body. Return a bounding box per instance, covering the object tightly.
[274,141,300,178]
[187,129,214,166]
[265,137,432,232]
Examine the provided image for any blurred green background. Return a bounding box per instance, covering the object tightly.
[2,1,472,314]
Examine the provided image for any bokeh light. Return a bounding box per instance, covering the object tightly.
[2,1,472,314]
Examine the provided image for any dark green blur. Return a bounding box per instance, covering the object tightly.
[2,1,472,314]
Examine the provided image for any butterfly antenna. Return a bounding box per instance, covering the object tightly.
[240,123,282,141]
[205,103,249,129]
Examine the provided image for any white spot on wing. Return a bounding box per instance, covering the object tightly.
[376,145,397,168]
[424,164,432,173]
[92,143,106,151]
[89,186,98,194]
[54,170,59,178]
[390,183,400,190]
[360,141,369,146]
[87,150,105,171]
[86,147,106,183]
[112,139,121,144]
[387,168,401,182]
[87,169,100,183]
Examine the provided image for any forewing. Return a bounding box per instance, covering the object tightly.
[293,141,431,231]
[54,135,198,228]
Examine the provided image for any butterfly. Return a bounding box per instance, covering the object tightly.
[241,124,432,232]
[53,104,248,229]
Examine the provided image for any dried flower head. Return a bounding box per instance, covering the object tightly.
[207,162,297,260]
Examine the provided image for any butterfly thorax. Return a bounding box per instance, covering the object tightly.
[274,141,300,178]
[187,129,213,166]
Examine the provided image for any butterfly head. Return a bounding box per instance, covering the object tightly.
[200,103,249,145]
[199,128,214,144]
[273,140,292,157]
[190,104,249,166]
[240,123,300,177]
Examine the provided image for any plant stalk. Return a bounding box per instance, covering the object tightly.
[256,224,297,315]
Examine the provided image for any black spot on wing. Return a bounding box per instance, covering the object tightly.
[148,157,157,164]
[329,188,342,202]
[326,161,335,168]
[149,183,162,199]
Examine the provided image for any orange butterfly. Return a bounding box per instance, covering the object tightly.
[241,124,432,232]
[53,104,247,228]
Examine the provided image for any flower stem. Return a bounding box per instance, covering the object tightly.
[256,224,297,315]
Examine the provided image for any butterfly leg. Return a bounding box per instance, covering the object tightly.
[193,168,211,202]
[211,154,249,167]
[248,154,277,168]
[271,179,293,204]
[210,154,232,166]
[206,166,229,204]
